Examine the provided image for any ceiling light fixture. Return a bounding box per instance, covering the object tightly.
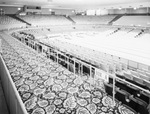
[118,7,122,10]
[18,7,21,10]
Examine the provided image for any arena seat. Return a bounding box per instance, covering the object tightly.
[12,29,150,88]
[70,15,116,25]
[0,15,26,30]
[18,14,72,27]
[104,83,113,96]
[135,96,149,114]
[113,16,150,27]
[143,80,150,90]
[123,72,133,80]
[115,89,130,105]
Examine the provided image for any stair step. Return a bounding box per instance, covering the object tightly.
[7,14,31,26]
[109,15,123,25]
[64,15,76,24]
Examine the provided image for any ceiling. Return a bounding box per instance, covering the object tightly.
[0,0,150,10]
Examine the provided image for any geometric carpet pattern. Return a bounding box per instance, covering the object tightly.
[0,33,135,114]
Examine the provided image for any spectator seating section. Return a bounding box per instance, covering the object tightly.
[18,15,116,26]
[12,29,150,87]
[70,15,116,25]
[18,15,72,27]
[12,29,150,97]
[1,32,142,114]
[108,77,149,114]
[1,14,150,114]
[0,15,26,30]
[113,16,150,27]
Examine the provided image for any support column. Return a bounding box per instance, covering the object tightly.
[49,48,51,59]
[89,66,93,89]
[81,64,83,76]
[90,65,91,78]
[57,51,59,64]
[93,67,95,86]
[0,39,2,53]
[112,64,116,107]
[78,63,80,75]
[74,59,76,76]
[67,57,69,70]
[112,73,116,107]
[147,7,149,14]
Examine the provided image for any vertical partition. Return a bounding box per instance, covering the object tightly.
[0,55,28,114]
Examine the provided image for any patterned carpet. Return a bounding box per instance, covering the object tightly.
[0,33,136,114]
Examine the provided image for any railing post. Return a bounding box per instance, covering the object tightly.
[112,64,116,107]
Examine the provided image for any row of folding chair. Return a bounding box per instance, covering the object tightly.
[109,76,150,104]
[104,82,149,114]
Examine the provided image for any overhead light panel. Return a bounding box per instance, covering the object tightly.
[18,7,21,10]
[118,7,122,10]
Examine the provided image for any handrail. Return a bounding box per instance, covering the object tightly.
[110,74,150,95]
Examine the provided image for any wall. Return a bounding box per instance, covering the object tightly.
[40,8,51,14]
[86,10,96,15]
[40,8,75,15]
[0,6,22,14]
[53,9,75,16]
[87,9,109,15]
[126,7,148,14]
[100,9,109,15]
[108,7,149,14]
[0,55,28,114]
[108,9,126,14]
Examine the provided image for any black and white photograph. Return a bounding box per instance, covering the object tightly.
[0,0,150,114]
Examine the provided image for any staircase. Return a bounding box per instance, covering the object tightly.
[109,15,123,25]
[8,14,31,26]
[64,15,76,24]
[15,9,23,15]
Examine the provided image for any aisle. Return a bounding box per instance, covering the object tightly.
[0,32,136,114]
